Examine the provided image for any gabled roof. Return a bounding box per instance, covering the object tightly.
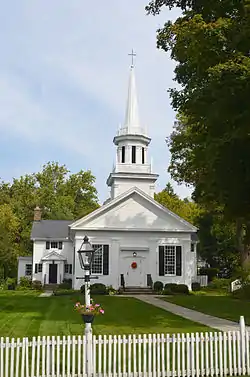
[41,251,67,261]
[70,186,197,232]
[31,220,73,240]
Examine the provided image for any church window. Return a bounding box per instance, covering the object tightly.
[164,246,176,275]
[142,147,145,164]
[121,146,125,163]
[132,146,136,163]
[91,244,103,274]
[25,264,32,276]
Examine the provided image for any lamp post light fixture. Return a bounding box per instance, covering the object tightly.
[77,236,96,334]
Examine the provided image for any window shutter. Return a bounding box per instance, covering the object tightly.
[35,264,38,273]
[103,245,109,275]
[159,246,164,276]
[59,242,63,250]
[46,241,50,250]
[176,246,182,276]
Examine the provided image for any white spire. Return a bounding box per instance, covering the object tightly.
[124,66,140,130]
[118,65,146,136]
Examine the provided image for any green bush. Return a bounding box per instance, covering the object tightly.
[32,280,42,291]
[208,278,230,291]
[162,288,172,295]
[174,284,189,295]
[191,282,201,291]
[153,281,163,292]
[90,283,107,295]
[199,267,219,282]
[164,283,178,292]
[232,284,250,300]
[164,283,189,295]
[58,279,72,290]
[6,277,16,290]
[54,289,78,296]
[19,276,32,289]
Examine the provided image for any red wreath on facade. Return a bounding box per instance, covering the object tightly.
[131,262,137,269]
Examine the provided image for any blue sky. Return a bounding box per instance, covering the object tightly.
[0,1,192,203]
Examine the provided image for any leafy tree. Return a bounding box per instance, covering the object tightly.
[147,0,250,265]
[0,162,99,276]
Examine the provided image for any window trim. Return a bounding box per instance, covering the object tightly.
[142,147,145,164]
[25,264,32,276]
[64,264,72,274]
[91,244,104,275]
[132,146,136,163]
[121,146,125,163]
[35,263,42,273]
[163,245,177,276]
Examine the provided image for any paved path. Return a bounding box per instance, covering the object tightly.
[39,291,53,297]
[134,295,249,332]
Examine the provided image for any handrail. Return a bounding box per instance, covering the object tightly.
[120,274,125,289]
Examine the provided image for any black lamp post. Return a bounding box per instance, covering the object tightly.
[77,236,96,329]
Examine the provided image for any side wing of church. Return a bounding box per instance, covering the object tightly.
[18,64,198,290]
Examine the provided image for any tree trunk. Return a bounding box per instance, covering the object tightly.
[235,218,249,266]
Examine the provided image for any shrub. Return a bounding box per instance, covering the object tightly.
[19,276,32,289]
[54,289,78,296]
[199,267,219,282]
[59,279,72,290]
[90,283,107,295]
[164,283,178,292]
[174,284,189,295]
[6,277,16,290]
[208,278,230,291]
[32,280,42,291]
[191,282,201,291]
[162,288,172,295]
[106,286,117,295]
[232,284,250,300]
[153,281,163,292]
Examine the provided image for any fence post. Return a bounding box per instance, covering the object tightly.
[86,330,93,377]
[240,315,246,375]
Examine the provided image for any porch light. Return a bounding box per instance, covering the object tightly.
[77,236,95,269]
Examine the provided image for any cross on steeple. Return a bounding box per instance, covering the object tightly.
[128,49,136,67]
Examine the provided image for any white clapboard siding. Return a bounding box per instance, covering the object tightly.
[0,316,249,377]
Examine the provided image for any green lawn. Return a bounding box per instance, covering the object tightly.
[163,294,250,324]
[0,291,212,338]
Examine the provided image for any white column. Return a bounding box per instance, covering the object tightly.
[127,145,132,163]
[136,146,142,164]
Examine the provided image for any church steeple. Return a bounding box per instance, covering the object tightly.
[106,61,158,199]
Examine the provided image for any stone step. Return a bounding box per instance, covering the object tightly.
[43,284,59,291]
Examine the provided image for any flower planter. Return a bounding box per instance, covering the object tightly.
[81,314,95,324]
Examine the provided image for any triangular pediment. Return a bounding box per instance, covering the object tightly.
[70,187,197,232]
[41,251,67,261]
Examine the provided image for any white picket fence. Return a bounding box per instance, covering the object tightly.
[0,317,249,377]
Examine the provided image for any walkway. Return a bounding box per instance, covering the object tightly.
[134,295,249,332]
[39,291,53,297]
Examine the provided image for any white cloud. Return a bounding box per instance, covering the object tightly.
[0,0,192,201]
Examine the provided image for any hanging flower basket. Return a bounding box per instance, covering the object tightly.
[74,300,104,324]
[131,262,137,269]
[81,314,95,324]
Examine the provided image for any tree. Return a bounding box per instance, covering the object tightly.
[0,204,21,278]
[0,162,99,276]
[146,0,250,265]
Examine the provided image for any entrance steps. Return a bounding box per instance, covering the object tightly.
[121,286,154,295]
[43,284,58,291]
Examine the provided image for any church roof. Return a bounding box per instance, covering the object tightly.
[116,65,147,137]
[30,220,73,240]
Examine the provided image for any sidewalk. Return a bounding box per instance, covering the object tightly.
[134,295,249,332]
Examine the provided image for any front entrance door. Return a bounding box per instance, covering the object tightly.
[126,257,145,287]
[49,263,57,284]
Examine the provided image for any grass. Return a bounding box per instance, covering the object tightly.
[162,293,250,325]
[0,291,212,338]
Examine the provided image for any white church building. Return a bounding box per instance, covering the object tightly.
[18,65,198,290]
